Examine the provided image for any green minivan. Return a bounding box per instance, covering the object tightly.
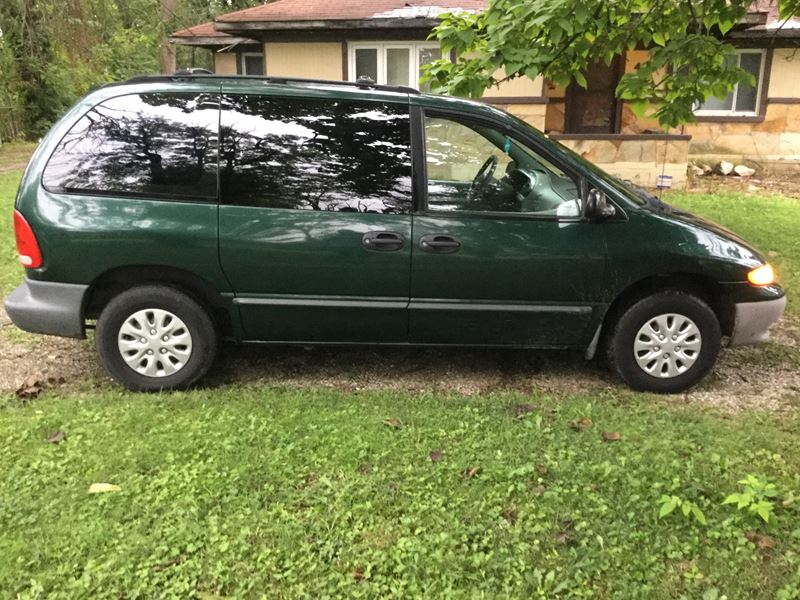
[5,74,786,393]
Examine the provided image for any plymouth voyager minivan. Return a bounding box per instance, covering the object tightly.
[5,74,786,392]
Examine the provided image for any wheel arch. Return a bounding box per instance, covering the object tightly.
[83,265,234,339]
[594,273,734,357]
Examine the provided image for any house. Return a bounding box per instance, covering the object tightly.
[171,0,800,188]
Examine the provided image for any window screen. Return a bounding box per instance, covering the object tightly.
[220,95,412,214]
[43,93,219,200]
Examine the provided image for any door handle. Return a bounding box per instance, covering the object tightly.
[362,231,405,252]
[419,234,462,254]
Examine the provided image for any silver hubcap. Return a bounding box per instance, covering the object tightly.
[634,313,702,379]
[117,309,193,378]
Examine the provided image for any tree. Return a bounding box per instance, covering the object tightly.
[424,0,800,129]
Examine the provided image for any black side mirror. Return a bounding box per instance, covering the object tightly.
[586,189,616,220]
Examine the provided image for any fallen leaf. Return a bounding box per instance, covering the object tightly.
[501,506,518,524]
[461,465,482,480]
[536,463,549,475]
[383,418,402,430]
[745,531,776,551]
[530,484,546,495]
[429,450,445,463]
[602,431,622,442]
[16,375,44,400]
[511,403,535,418]
[352,567,365,582]
[570,417,593,431]
[46,431,66,444]
[88,483,121,494]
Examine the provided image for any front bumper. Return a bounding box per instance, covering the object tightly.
[4,278,88,339]
[729,295,787,346]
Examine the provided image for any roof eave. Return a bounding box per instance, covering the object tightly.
[214,17,440,31]
[169,35,259,47]
[729,28,800,38]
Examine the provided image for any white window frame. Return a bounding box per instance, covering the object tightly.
[694,49,767,117]
[240,52,264,76]
[348,42,441,89]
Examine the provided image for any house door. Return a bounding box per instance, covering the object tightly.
[565,57,623,133]
[217,92,414,343]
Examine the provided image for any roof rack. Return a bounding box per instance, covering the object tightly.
[120,73,420,95]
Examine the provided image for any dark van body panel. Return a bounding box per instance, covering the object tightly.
[5,76,785,376]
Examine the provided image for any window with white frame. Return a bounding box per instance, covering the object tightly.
[695,50,766,116]
[240,52,264,76]
[348,43,442,91]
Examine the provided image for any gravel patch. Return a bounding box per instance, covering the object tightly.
[2,306,798,414]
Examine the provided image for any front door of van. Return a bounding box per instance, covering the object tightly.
[217,92,413,343]
[409,112,607,347]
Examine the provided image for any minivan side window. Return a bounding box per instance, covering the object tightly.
[425,115,581,216]
[220,95,412,214]
[43,93,219,201]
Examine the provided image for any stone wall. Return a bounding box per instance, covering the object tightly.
[685,102,800,171]
[490,102,547,130]
[550,135,690,189]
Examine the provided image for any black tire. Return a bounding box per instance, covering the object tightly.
[96,285,218,392]
[606,291,721,393]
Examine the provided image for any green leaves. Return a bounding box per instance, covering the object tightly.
[657,494,707,525]
[722,475,780,523]
[428,0,790,128]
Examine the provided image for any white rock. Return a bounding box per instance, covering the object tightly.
[700,164,713,175]
[734,164,756,177]
[716,161,734,175]
[689,165,705,176]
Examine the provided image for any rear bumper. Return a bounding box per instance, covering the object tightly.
[729,295,786,346]
[4,278,88,339]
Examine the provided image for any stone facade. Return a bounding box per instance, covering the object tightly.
[685,103,800,171]
[551,136,689,189]
[488,102,547,130]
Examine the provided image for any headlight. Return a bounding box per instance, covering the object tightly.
[747,263,776,287]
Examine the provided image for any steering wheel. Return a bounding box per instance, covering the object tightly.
[468,155,498,200]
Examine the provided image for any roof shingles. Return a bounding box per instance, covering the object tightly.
[216,0,487,22]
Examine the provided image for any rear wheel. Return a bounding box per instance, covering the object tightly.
[606,291,721,393]
[96,285,217,391]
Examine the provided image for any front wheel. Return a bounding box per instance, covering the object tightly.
[96,285,218,392]
[606,291,721,393]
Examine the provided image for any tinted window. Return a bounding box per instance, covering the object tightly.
[220,95,412,214]
[43,93,219,200]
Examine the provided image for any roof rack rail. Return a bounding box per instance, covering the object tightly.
[121,73,420,94]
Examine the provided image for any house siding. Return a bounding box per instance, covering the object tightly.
[215,53,238,75]
[265,42,343,80]
[767,49,800,99]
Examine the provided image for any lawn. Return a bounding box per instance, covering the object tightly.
[1,171,799,599]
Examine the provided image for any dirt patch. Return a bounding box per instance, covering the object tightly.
[2,305,798,414]
[686,171,800,199]
[0,142,37,174]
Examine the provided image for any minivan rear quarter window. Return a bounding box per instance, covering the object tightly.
[43,93,219,201]
[220,95,412,214]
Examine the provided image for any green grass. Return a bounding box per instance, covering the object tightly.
[0,174,799,598]
[0,171,24,295]
[1,388,799,599]
[667,191,800,314]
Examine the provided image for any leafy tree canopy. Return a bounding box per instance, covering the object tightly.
[424,0,800,128]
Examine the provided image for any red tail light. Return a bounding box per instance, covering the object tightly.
[13,210,43,269]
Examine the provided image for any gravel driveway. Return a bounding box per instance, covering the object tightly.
[2,305,798,413]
